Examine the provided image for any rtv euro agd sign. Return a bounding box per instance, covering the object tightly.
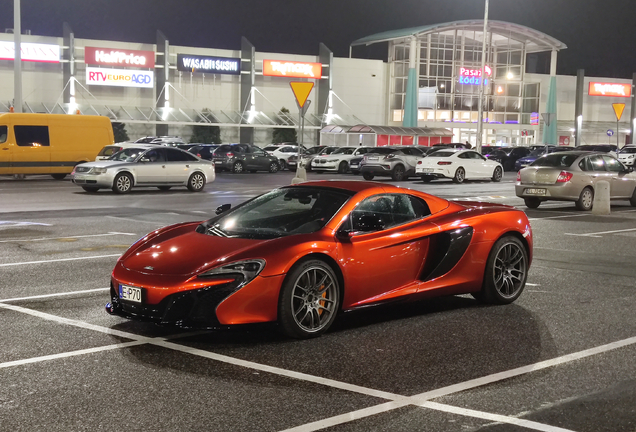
[86,66,154,88]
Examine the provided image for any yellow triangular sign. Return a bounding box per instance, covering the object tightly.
[290,82,314,108]
[612,103,625,121]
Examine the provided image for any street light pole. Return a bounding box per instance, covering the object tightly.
[14,0,22,113]
[475,0,489,153]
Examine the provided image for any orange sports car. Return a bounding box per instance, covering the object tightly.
[106,181,532,338]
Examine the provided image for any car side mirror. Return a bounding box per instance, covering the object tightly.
[624,166,634,173]
[139,157,150,163]
[215,203,231,215]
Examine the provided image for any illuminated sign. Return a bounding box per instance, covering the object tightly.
[86,67,154,88]
[458,66,492,85]
[263,60,322,79]
[0,41,60,63]
[588,82,631,97]
[176,54,240,74]
[84,47,155,68]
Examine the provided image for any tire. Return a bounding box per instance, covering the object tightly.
[81,186,100,193]
[421,175,433,183]
[391,164,406,181]
[232,161,245,174]
[51,174,66,180]
[187,172,206,192]
[630,187,636,207]
[492,166,503,182]
[112,172,133,194]
[473,235,528,304]
[157,186,172,191]
[337,161,348,174]
[269,162,279,173]
[452,167,466,184]
[575,187,594,211]
[524,198,541,209]
[278,259,340,339]
[362,173,374,181]
[279,159,287,170]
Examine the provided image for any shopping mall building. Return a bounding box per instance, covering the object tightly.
[0,20,634,147]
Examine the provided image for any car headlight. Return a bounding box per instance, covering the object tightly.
[325,159,339,163]
[90,167,108,174]
[198,259,266,286]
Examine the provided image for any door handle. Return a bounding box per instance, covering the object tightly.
[1,148,8,151]
[162,165,166,168]
[185,164,190,168]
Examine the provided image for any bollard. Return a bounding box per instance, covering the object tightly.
[592,181,610,215]
[291,161,308,185]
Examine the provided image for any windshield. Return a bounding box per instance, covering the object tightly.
[621,147,636,154]
[530,153,579,168]
[110,148,147,162]
[367,147,397,155]
[98,146,123,157]
[263,146,279,151]
[332,148,355,155]
[200,187,352,240]
[305,146,324,155]
[320,147,338,155]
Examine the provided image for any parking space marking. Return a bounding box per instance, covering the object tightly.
[0,254,121,267]
[564,227,636,237]
[0,220,53,227]
[0,287,109,303]
[0,232,137,244]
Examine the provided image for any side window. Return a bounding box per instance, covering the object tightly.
[602,155,623,172]
[457,152,469,159]
[589,155,606,172]
[14,125,50,147]
[349,194,431,233]
[579,158,592,172]
[0,125,7,143]
[143,149,166,163]
[167,149,194,162]
[252,148,266,156]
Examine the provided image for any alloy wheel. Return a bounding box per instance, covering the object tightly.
[493,242,526,299]
[291,266,338,333]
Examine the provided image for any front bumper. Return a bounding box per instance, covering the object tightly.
[71,173,115,187]
[311,162,339,171]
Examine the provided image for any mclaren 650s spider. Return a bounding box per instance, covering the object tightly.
[106,181,533,339]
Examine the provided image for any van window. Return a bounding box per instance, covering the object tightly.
[14,125,50,147]
[0,126,7,143]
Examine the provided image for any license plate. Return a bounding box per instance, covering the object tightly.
[119,284,142,303]
[213,160,221,164]
[421,168,434,173]
[73,175,85,180]
[368,157,379,161]
[288,162,296,166]
[524,188,546,196]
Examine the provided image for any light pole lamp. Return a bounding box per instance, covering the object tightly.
[475,0,489,153]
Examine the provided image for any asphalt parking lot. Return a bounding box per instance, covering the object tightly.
[1,171,635,432]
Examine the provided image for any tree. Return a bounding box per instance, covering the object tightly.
[190,109,221,143]
[272,107,297,143]
[112,122,129,143]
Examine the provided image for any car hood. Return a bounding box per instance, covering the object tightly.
[76,160,133,169]
[121,227,266,276]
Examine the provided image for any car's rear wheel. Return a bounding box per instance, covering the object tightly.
[362,173,374,180]
[338,161,348,174]
[187,172,206,192]
[453,167,465,184]
[575,187,594,211]
[279,159,287,170]
[492,166,503,182]
[278,260,340,339]
[269,162,279,173]
[524,197,541,209]
[421,175,433,183]
[232,161,244,174]
[474,235,528,304]
[391,164,405,181]
[81,186,99,193]
[157,186,171,191]
[112,172,133,194]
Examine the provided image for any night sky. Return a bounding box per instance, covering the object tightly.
[2,0,634,78]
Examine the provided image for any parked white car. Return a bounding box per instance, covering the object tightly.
[311,146,375,173]
[618,145,636,167]
[263,144,304,170]
[415,148,503,183]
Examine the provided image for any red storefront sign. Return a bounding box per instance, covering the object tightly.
[588,82,631,97]
[85,47,155,68]
[263,60,322,79]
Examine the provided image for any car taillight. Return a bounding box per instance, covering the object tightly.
[197,153,202,158]
[516,171,521,181]
[385,154,395,159]
[437,161,452,165]
[556,171,573,183]
[417,160,422,165]
[226,152,234,158]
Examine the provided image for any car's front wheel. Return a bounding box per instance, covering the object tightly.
[187,172,206,192]
[269,162,279,173]
[492,166,503,182]
[112,173,133,194]
[338,161,348,174]
[278,259,340,339]
[474,235,528,304]
[575,187,594,211]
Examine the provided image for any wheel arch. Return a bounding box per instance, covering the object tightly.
[495,230,531,264]
[279,253,345,309]
[114,170,136,186]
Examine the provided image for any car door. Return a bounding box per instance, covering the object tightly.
[602,155,633,198]
[165,148,197,184]
[456,151,478,178]
[135,148,167,184]
[337,193,432,307]
[0,125,9,175]
[249,146,274,170]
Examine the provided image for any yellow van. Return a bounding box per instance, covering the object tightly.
[0,113,114,179]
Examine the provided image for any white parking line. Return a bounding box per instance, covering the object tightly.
[0,254,121,267]
[0,232,137,243]
[564,227,636,237]
[0,288,109,303]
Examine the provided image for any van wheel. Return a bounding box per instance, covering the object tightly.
[51,174,66,180]
[187,172,206,192]
[112,173,133,194]
[82,186,100,193]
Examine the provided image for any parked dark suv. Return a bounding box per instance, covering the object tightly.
[211,144,280,173]
[187,144,220,160]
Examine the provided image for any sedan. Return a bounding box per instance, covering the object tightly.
[72,145,215,193]
[311,146,374,173]
[514,146,571,171]
[106,181,532,338]
[415,149,503,183]
[516,151,636,210]
[211,144,280,173]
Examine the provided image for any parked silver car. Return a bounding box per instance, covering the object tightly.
[360,146,426,181]
[516,151,636,210]
[71,144,215,193]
